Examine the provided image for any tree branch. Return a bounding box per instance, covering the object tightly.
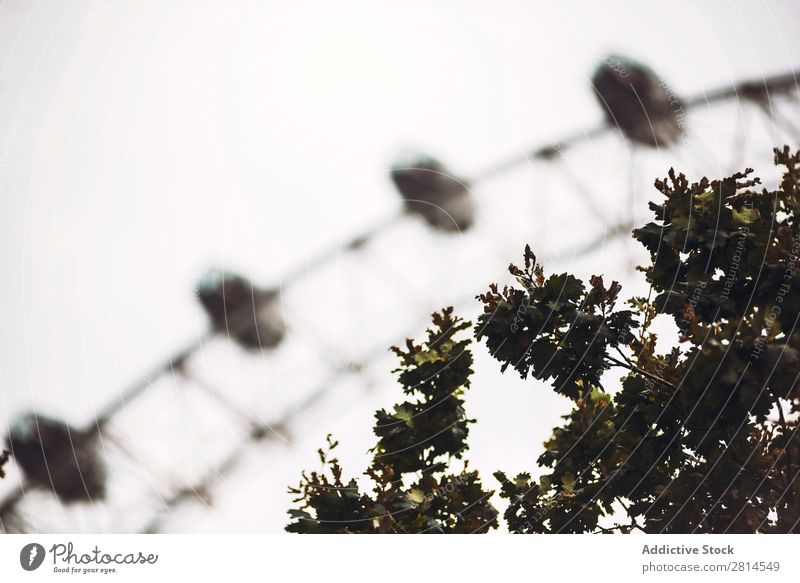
[605,356,678,391]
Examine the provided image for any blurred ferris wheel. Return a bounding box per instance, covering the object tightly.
[1,55,798,533]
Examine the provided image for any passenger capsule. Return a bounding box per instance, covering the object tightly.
[5,413,106,503]
[196,270,286,350]
[592,55,685,147]
[390,153,475,232]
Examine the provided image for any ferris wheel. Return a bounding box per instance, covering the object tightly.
[1,56,797,533]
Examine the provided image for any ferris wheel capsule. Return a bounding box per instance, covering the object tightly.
[5,413,107,503]
[592,55,685,147]
[390,153,475,233]
[196,269,286,350]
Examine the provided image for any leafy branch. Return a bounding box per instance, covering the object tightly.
[288,147,800,533]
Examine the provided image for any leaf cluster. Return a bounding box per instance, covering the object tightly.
[287,308,497,533]
[289,147,800,534]
[480,148,800,533]
[476,245,638,399]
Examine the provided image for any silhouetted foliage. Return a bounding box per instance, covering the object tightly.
[289,147,800,533]
[480,147,800,533]
[287,308,497,533]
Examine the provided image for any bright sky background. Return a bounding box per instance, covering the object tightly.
[0,0,799,532]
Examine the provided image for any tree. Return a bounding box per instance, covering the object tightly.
[287,308,497,533]
[287,146,800,533]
